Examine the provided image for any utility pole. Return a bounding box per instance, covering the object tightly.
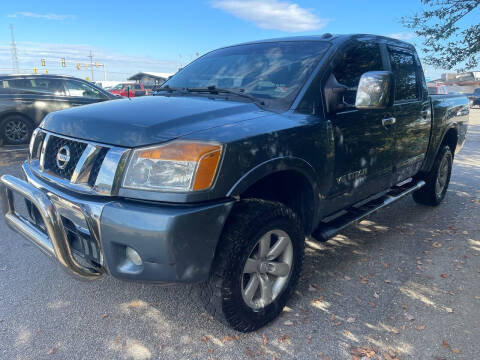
[9,24,20,73]
[88,51,94,81]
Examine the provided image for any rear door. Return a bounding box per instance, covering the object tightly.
[387,46,430,182]
[3,77,71,124]
[326,40,395,208]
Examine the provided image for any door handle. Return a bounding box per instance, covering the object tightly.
[382,117,396,127]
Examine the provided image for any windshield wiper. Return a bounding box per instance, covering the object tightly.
[186,85,265,107]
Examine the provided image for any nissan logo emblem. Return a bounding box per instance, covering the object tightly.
[56,145,71,169]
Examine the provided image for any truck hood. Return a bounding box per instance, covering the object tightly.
[41,95,266,147]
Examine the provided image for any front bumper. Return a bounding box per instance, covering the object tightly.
[1,162,234,282]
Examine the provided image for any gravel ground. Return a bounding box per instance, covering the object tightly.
[0,111,479,360]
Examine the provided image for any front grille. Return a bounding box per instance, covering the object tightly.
[88,148,108,186]
[44,136,87,180]
[29,130,128,196]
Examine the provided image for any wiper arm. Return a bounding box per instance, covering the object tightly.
[186,85,265,106]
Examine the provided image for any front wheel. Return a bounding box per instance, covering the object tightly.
[413,145,453,206]
[1,115,33,145]
[199,199,305,332]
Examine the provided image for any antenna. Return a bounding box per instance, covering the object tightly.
[9,24,20,73]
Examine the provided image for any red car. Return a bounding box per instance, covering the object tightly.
[109,83,146,97]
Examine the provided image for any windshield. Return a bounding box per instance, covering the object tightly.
[474,88,480,95]
[163,41,330,109]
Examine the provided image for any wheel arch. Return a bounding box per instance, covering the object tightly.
[0,110,35,126]
[227,157,319,234]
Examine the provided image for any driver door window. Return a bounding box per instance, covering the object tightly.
[332,42,383,106]
[65,80,104,99]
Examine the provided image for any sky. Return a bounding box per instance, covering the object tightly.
[0,0,452,81]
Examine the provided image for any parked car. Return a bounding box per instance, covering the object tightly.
[0,74,115,145]
[468,88,480,108]
[109,83,146,97]
[1,34,469,332]
[427,84,448,95]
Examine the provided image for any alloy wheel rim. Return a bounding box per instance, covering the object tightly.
[5,119,28,143]
[435,154,449,196]
[241,229,293,310]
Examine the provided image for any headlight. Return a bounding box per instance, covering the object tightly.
[122,141,223,192]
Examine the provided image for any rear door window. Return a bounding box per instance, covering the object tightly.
[0,78,65,95]
[388,48,419,101]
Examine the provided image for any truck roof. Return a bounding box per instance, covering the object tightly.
[228,33,415,50]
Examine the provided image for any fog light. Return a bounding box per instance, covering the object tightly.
[126,247,142,266]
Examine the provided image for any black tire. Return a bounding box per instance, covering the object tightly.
[0,114,33,145]
[199,199,305,332]
[413,145,453,206]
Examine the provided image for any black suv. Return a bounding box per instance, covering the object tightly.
[0,74,115,145]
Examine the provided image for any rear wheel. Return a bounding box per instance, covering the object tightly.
[199,199,305,332]
[413,145,453,206]
[1,115,33,145]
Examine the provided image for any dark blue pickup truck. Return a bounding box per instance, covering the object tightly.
[1,34,469,332]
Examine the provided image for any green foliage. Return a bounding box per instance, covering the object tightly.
[402,0,480,70]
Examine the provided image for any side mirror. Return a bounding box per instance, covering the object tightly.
[355,71,394,109]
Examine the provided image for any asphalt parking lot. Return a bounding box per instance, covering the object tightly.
[0,111,479,360]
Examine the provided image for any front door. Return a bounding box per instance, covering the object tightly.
[64,79,110,106]
[326,40,395,210]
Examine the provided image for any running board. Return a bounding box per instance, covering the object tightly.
[313,180,425,242]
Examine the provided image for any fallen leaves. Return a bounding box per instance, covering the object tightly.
[440,273,447,278]
[432,242,443,248]
[48,348,57,355]
[350,346,376,358]
[346,317,356,323]
[244,347,255,358]
[100,314,109,319]
[128,300,142,308]
[278,334,290,343]
[416,324,426,331]
[222,335,239,342]
[283,320,293,326]
[441,340,461,354]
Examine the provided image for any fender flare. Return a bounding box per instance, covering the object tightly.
[227,156,319,198]
[226,157,321,232]
[423,123,458,173]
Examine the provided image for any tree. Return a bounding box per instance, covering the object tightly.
[402,0,480,70]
